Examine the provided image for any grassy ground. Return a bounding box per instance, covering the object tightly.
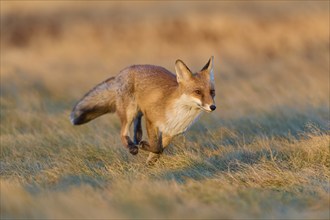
[1,1,329,219]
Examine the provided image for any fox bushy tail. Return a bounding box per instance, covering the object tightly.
[70,77,117,125]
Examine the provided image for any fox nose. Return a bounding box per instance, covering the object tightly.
[210,105,216,111]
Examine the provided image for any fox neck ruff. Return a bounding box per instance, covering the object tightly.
[159,94,202,136]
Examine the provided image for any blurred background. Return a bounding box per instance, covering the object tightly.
[1,1,328,118]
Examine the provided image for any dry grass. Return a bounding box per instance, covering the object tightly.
[1,1,329,219]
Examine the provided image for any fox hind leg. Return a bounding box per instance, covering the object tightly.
[118,108,139,155]
[120,121,138,155]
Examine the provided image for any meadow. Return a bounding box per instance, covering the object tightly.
[1,1,329,219]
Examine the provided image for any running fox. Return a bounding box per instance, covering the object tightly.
[70,57,216,164]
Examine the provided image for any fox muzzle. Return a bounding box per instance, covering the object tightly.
[210,105,216,111]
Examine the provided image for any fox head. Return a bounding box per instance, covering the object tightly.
[175,56,216,112]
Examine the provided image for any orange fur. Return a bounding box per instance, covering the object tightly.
[71,57,216,164]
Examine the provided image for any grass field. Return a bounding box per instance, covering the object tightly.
[1,1,329,219]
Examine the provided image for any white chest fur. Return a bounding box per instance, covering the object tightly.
[159,94,202,136]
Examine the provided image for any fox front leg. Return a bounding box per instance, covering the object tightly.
[133,113,143,145]
[139,132,163,154]
[145,134,172,165]
[141,137,163,165]
[138,121,164,164]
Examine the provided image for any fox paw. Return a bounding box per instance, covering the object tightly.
[128,145,139,155]
[138,140,149,150]
[146,152,160,166]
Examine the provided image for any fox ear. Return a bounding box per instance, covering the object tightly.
[175,59,193,83]
[201,56,214,82]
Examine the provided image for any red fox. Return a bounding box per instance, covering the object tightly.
[71,57,216,164]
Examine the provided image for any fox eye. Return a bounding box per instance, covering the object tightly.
[210,90,215,96]
[194,89,202,95]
